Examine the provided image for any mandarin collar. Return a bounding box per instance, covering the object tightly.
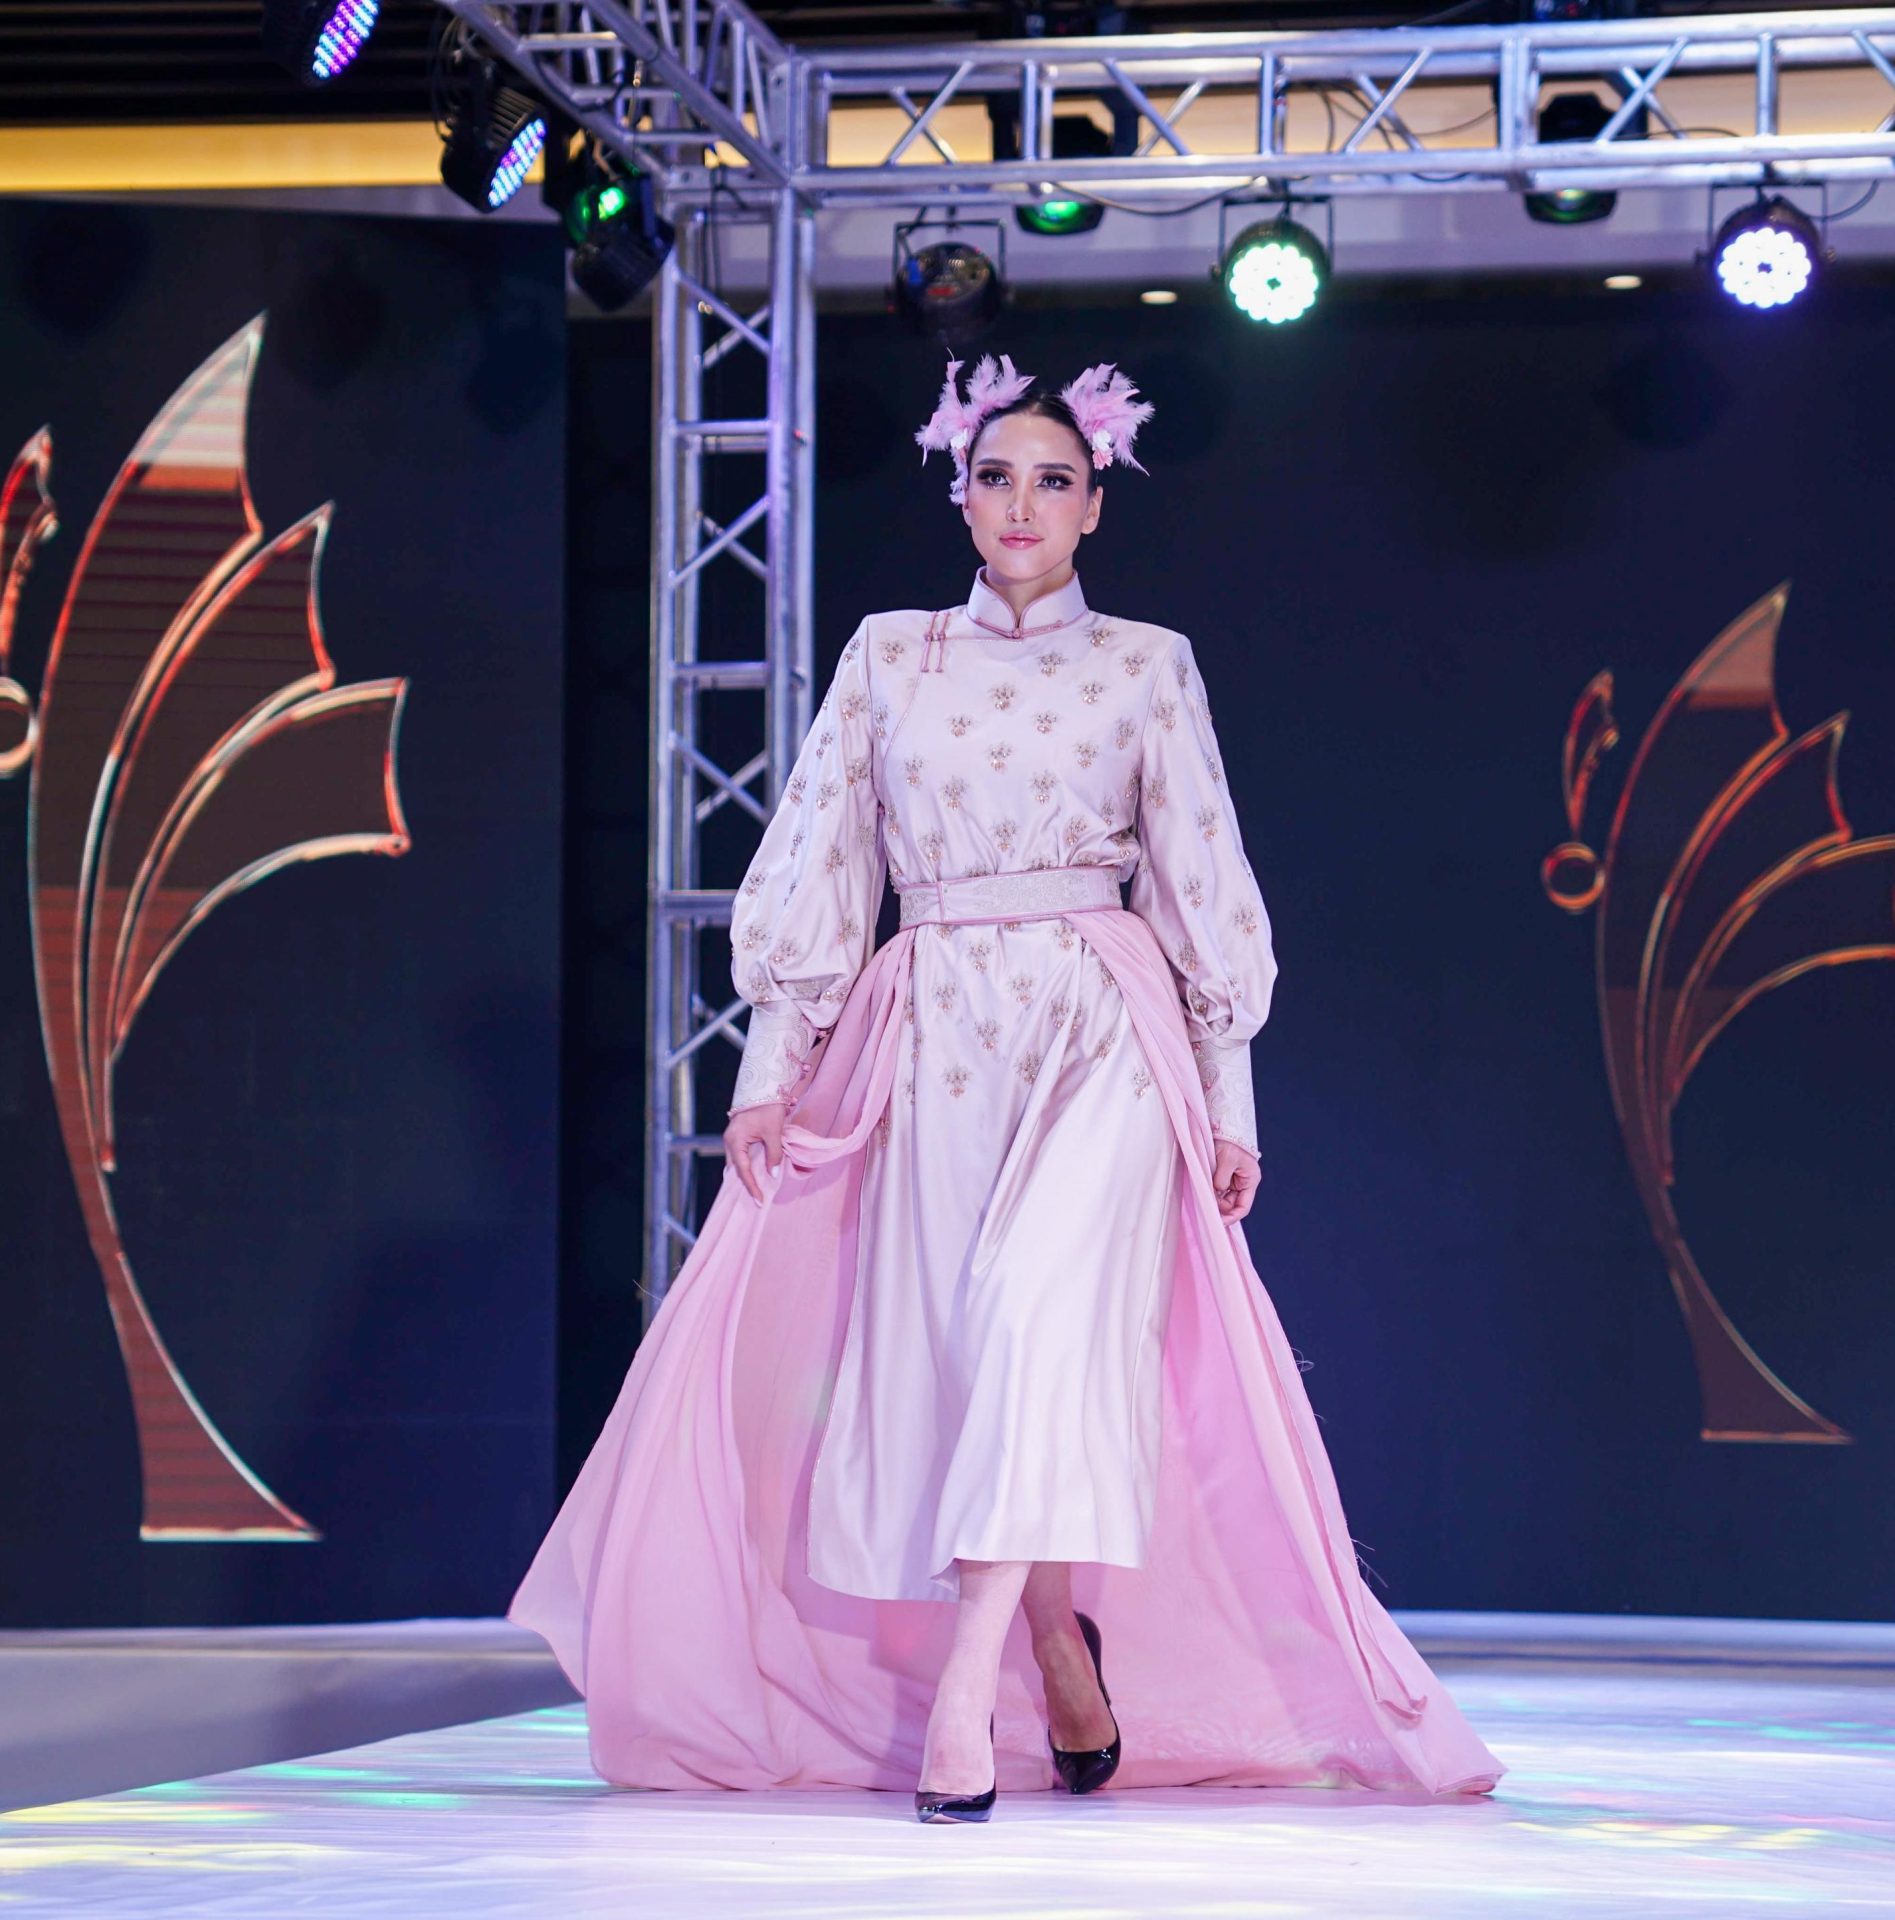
[964,564,1089,640]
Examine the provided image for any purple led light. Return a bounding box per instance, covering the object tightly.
[311,0,379,82]
[487,118,547,208]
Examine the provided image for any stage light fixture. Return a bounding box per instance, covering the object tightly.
[891,236,1005,347]
[261,0,379,86]
[441,90,546,211]
[1022,196,1093,237]
[1709,195,1823,310]
[989,72,1137,241]
[1525,92,1621,226]
[1219,219,1328,326]
[436,31,548,214]
[1016,116,1113,237]
[567,178,629,242]
[567,171,676,313]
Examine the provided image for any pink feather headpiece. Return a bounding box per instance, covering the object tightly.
[914,353,1157,502]
[913,352,1036,504]
[1058,362,1156,479]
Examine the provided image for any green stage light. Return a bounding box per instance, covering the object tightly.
[1525,93,1622,227]
[564,179,630,246]
[998,111,1116,239]
[567,171,675,314]
[1219,218,1329,326]
[1020,196,1096,237]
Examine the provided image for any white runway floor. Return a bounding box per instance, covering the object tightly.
[4,1615,1893,1918]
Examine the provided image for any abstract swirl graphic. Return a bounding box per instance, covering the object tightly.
[1,316,412,1539]
[1543,585,1895,1444]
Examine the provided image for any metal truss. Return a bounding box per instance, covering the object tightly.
[431,1,1893,1305]
[785,5,1895,202]
[437,4,1895,207]
[432,1,794,182]
[434,4,816,1309]
[637,190,815,1305]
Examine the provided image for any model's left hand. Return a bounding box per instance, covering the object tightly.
[1212,1139,1261,1223]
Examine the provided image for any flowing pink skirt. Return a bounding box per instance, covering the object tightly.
[508,907,1508,1796]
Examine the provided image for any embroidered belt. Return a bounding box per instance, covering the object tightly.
[895,863,1122,930]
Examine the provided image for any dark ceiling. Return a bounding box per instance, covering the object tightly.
[1,0,1878,126]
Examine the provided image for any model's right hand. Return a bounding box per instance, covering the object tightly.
[724,1102,788,1205]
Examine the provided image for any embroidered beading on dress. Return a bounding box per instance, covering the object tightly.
[727,574,1275,1160]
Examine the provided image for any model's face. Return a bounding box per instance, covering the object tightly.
[961,409,1102,589]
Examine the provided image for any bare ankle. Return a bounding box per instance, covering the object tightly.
[1029,1617,1084,1659]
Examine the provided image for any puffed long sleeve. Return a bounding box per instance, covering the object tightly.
[728,619,886,1114]
[1127,631,1278,1155]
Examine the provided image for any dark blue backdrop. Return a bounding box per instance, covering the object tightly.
[567,281,1895,1622]
[0,200,565,1626]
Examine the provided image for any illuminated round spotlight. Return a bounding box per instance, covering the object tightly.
[1710,195,1822,310]
[892,240,1003,347]
[442,87,548,212]
[261,0,380,86]
[1220,218,1328,326]
[1139,288,1179,306]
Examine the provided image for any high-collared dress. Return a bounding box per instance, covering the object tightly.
[510,564,1508,1796]
[727,565,1276,1603]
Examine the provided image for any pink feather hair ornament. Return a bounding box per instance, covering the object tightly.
[913,352,1037,503]
[1058,362,1157,478]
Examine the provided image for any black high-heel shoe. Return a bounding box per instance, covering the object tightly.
[915,1712,997,1823]
[1048,1611,1121,1794]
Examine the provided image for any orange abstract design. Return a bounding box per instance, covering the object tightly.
[1544,585,1895,1443]
[1,317,412,1539]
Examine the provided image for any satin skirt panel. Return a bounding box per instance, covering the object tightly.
[507,909,1509,1798]
[810,915,1180,1601]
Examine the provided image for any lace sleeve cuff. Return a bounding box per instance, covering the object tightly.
[731,1001,815,1115]
[1192,1033,1257,1157]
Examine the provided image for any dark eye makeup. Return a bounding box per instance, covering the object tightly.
[975,466,1072,488]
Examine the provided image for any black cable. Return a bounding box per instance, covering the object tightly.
[1828,178,1880,222]
[1031,75,1499,216]
[1024,175,1291,217]
[1319,83,1484,183]
[426,11,456,142]
[1421,104,1497,138]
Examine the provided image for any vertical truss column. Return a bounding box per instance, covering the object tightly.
[645,185,815,1318]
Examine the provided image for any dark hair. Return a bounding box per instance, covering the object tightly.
[965,392,1099,494]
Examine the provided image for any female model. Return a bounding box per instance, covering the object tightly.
[509,355,1506,1823]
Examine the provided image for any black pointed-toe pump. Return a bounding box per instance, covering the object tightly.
[915,1713,998,1823]
[1048,1611,1121,1794]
